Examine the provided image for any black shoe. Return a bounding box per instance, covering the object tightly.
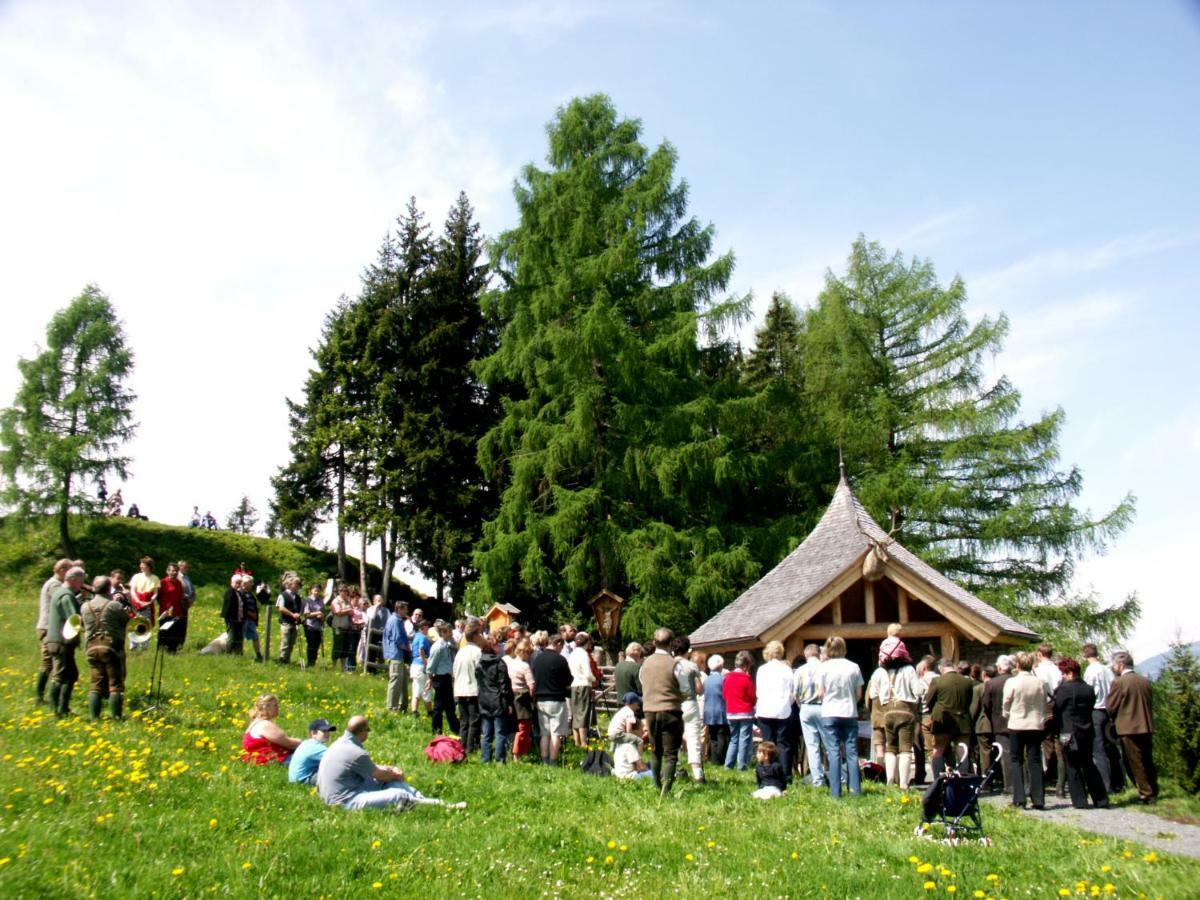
[1031,804,1045,810]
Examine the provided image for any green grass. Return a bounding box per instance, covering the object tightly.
[1,525,1199,897]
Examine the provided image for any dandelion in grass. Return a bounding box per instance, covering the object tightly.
[242,862,252,871]
[1142,852,1157,863]
[586,857,594,865]
[607,840,616,849]
[172,867,185,876]
[946,887,956,895]
[917,863,933,874]
[924,882,936,891]
[605,855,615,865]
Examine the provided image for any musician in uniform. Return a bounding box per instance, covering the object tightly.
[45,566,87,716]
[80,575,130,719]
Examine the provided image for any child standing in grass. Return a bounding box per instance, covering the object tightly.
[752,741,787,799]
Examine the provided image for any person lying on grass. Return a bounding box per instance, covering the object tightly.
[315,715,466,812]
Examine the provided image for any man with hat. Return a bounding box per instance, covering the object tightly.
[45,565,87,716]
[80,575,130,719]
[288,718,335,785]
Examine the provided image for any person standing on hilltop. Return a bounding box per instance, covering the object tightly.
[35,558,71,705]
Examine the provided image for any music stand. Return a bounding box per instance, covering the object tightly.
[144,617,175,714]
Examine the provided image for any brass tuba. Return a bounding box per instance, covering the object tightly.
[129,617,153,647]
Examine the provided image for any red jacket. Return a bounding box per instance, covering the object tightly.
[722,668,756,716]
[158,577,186,619]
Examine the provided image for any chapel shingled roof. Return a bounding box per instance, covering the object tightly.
[689,474,1038,647]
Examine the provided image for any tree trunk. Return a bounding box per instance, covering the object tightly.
[379,533,390,605]
[436,569,445,605]
[58,489,73,557]
[335,449,346,581]
[359,531,368,597]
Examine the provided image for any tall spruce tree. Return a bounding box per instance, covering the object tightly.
[225,495,258,534]
[1,285,137,554]
[472,95,755,634]
[397,193,498,604]
[802,236,1135,639]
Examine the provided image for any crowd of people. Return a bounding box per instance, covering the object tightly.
[32,555,1159,813]
[35,555,196,718]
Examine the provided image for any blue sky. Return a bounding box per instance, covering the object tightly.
[1,1,1197,657]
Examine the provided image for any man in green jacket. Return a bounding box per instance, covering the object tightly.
[80,575,130,720]
[45,566,86,717]
[924,658,975,780]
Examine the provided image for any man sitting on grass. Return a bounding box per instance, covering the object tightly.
[288,718,335,785]
[315,715,465,812]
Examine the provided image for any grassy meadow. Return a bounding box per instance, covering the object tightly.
[0,519,1198,898]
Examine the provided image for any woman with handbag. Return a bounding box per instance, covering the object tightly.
[1052,658,1110,809]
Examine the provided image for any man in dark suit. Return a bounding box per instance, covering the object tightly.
[924,658,975,780]
[1106,650,1158,803]
[982,655,1014,790]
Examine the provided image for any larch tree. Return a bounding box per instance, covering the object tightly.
[1,285,137,555]
[471,94,755,634]
[802,235,1136,640]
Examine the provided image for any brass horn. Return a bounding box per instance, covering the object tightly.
[129,617,153,646]
[61,614,83,642]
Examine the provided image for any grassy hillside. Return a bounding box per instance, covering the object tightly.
[1,531,1198,897]
[0,515,444,640]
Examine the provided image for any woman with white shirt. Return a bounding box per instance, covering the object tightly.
[755,640,797,785]
[1002,651,1050,809]
[673,637,707,784]
[818,635,864,798]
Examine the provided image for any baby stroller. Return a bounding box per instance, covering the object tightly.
[917,743,1003,846]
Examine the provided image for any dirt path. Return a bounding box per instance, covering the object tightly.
[984,796,1200,859]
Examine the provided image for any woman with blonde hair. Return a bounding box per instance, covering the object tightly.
[755,640,796,783]
[818,635,864,797]
[505,638,537,757]
[241,694,302,764]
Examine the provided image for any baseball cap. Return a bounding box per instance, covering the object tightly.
[308,718,335,733]
[622,692,642,705]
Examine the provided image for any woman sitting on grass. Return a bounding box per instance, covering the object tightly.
[241,694,302,764]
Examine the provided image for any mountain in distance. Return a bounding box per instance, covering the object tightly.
[1138,640,1200,680]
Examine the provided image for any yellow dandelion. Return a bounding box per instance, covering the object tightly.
[242,862,252,871]
[900,794,912,804]
[209,818,218,828]
[909,856,921,864]
[172,867,185,876]
[1122,850,1133,859]
[619,845,628,852]
[604,855,615,865]
[371,840,382,850]
[974,892,986,898]
[924,882,936,891]
[607,840,617,849]
[372,883,382,890]
[685,853,695,862]
[706,840,716,848]
[586,856,594,865]
[790,851,799,860]
[1103,885,1115,895]
[1142,852,1157,863]
[1059,890,1071,897]
[917,863,933,874]
[0,858,11,866]
[985,874,999,882]
[946,887,956,895]
[1100,866,1111,874]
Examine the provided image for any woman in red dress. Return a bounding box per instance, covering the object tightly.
[156,563,187,653]
[241,694,302,764]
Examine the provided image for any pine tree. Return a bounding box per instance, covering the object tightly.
[226,495,258,533]
[472,95,754,634]
[1157,640,1200,794]
[1,285,137,555]
[802,236,1135,639]
[397,193,499,604]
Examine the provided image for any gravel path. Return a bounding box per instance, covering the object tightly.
[983,795,1200,859]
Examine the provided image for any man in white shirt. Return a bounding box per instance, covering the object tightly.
[568,632,596,748]
[452,620,483,754]
[1034,643,1064,793]
[1082,642,1125,793]
[36,558,71,704]
[793,644,826,786]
